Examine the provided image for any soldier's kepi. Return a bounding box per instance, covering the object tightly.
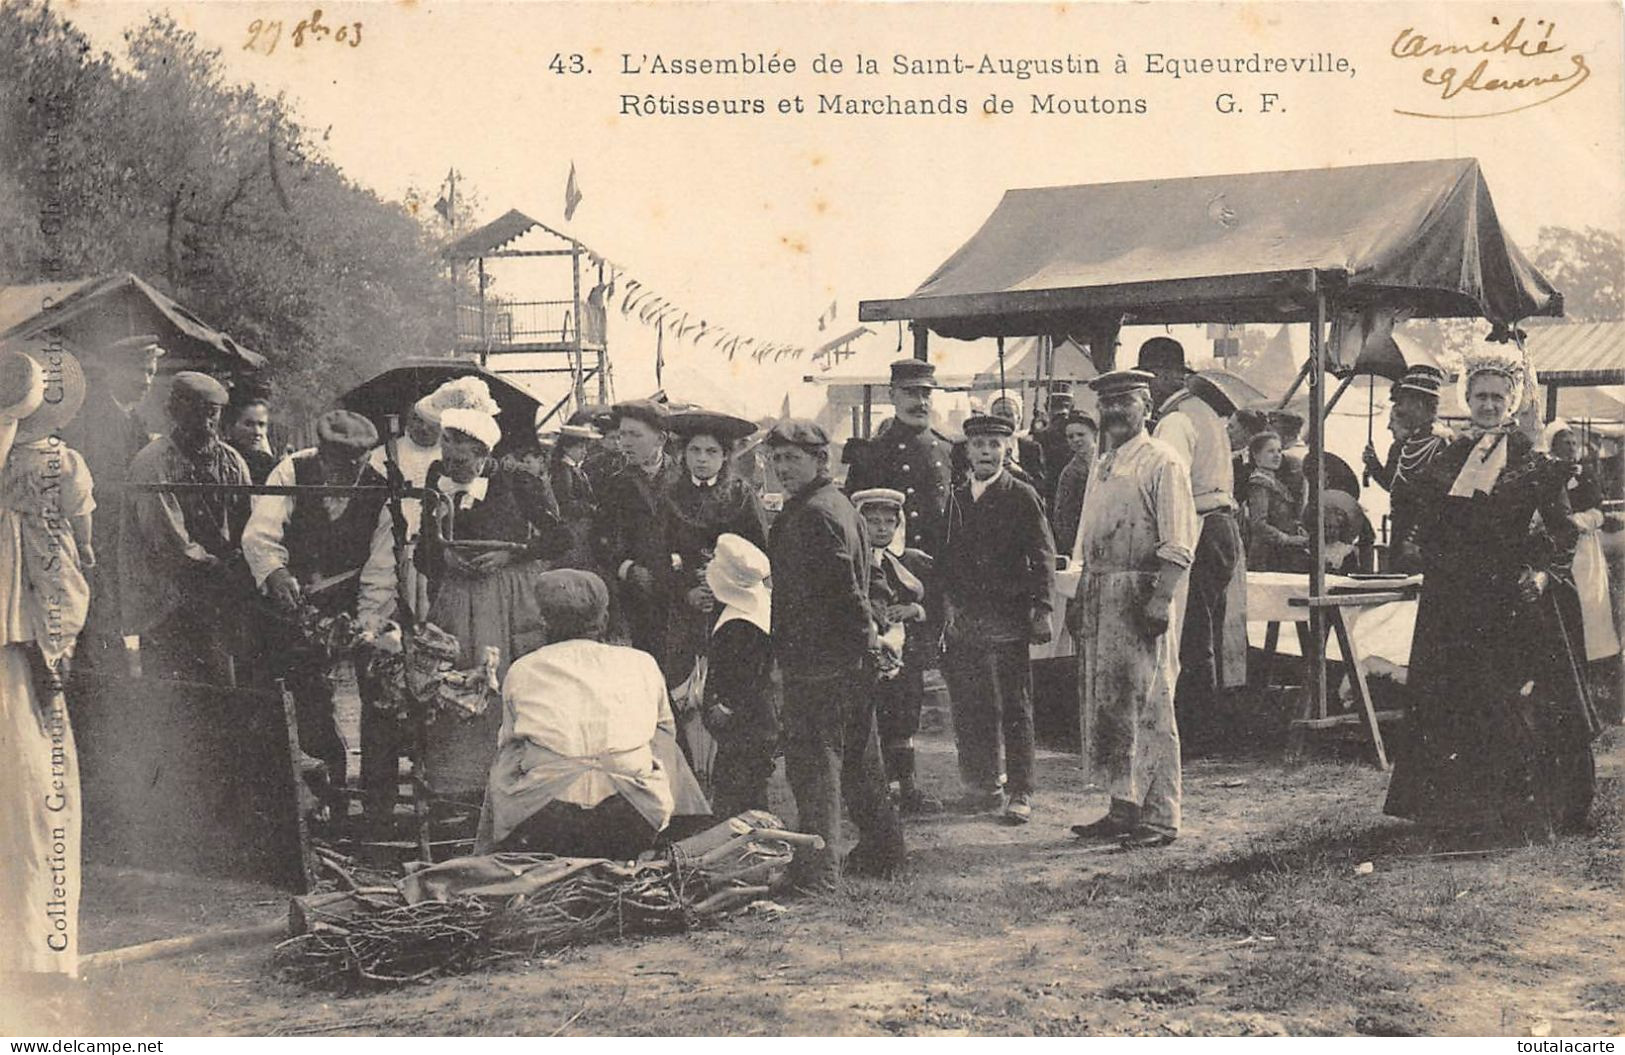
[842,357,954,556]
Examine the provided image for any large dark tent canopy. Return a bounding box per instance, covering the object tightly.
[860,158,1560,341]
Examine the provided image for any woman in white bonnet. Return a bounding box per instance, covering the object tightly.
[1384,347,1599,843]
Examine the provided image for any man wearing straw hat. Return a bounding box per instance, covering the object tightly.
[121,371,253,683]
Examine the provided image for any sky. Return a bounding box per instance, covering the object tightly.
[63,0,1625,416]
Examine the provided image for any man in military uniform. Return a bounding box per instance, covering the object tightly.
[1361,364,1451,572]
[65,334,164,664]
[1033,382,1078,504]
[843,359,954,556]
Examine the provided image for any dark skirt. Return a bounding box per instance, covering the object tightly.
[1384,565,1597,838]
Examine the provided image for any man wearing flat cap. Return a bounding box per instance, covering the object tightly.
[64,334,164,662]
[121,370,254,682]
[941,413,1056,823]
[1362,364,1452,572]
[766,419,905,888]
[243,409,390,800]
[593,399,678,659]
[1069,370,1198,850]
[1153,369,1249,745]
[843,359,955,557]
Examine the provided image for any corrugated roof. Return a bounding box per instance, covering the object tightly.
[1526,321,1625,385]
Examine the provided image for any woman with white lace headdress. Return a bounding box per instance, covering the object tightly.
[1540,419,1621,666]
[1384,346,1598,842]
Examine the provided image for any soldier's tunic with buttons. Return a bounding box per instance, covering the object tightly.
[843,418,954,556]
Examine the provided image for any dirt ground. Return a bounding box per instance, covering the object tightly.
[6,707,1623,1038]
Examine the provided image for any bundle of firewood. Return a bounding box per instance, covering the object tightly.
[275,813,818,989]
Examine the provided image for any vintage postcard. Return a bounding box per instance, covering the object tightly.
[2,0,1622,1041]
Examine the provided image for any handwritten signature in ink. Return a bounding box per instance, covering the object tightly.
[1389,16,1589,119]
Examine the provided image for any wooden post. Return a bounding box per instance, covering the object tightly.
[382,415,433,864]
[597,260,609,404]
[1546,383,1559,422]
[571,242,585,409]
[912,322,929,361]
[476,256,488,369]
[862,384,873,437]
[1307,279,1330,729]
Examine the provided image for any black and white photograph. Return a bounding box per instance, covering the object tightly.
[2,0,1623,1039]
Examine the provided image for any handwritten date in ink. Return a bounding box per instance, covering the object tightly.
[244,10,362,56]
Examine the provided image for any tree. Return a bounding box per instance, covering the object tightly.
[0,0,458,423]
[1529,225,1624,322]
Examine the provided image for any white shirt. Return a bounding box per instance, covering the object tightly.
[1153,393,1236,514]
[244,451,395,593]
[437,472,489,510]
[481,640,695,848]
[969,467,1005,501]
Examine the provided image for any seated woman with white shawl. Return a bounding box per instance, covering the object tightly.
[475,569,708,859]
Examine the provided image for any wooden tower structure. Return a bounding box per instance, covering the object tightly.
[443,209,610,416]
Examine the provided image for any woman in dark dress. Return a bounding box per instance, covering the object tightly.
[547,423,601,571]
[657,410,768,688]
[1383,355,1598,841]
[1242,431,1307,572]
[416,407,572,803]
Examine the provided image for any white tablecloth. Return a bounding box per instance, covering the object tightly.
[1245,571,1419,672]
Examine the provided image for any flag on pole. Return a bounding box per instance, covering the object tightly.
[564,162,583,221]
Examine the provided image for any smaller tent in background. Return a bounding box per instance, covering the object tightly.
[0,272,267,377]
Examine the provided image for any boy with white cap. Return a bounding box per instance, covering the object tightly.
[853,487,943,815]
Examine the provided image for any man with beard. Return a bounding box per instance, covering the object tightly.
[843,359,954,556]
[1362,364,1451,572]
[1069,370,1198,850]
[121,372,254,682]
[768,419,904,889]
[243,410,387,812]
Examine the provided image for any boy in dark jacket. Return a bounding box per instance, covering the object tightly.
[854,488,944,816]
[942,414,1056,825]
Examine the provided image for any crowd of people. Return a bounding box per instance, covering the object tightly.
[2,327,1618,979]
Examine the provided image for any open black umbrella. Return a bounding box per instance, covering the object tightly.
[337,359,540,454]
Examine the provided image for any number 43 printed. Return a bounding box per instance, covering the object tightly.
[245,9,362,55]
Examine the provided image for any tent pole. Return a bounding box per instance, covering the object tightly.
[1278,359,1311,408]
[912,322,929,362]
[997,336,1007,402]
[1307,278,1329,726]
[1324,373,1355,412]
